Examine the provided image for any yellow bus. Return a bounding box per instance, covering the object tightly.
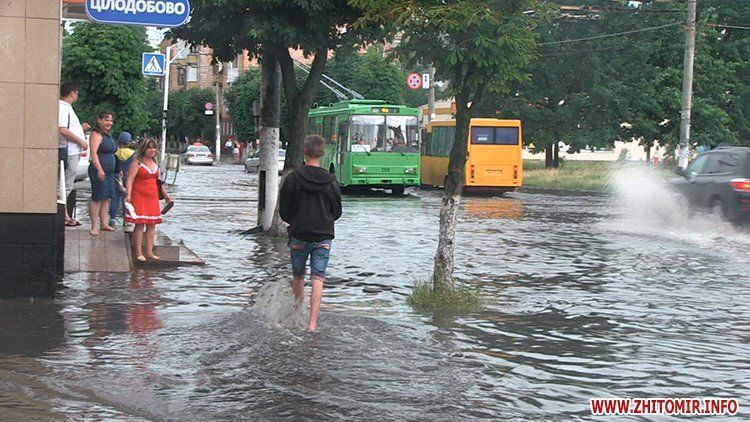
[421,118,523,191]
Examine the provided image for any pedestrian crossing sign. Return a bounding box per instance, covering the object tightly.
[142,53,166,77]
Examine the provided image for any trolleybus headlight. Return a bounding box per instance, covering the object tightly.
[354,166,367,174]
[404,167,417,174]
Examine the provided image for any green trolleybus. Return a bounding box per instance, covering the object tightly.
[306,99,420,195]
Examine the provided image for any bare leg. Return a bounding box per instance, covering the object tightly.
[145,224,159,259]
[132,223,145,260]
[308,277,324,332]
[100,200,114,231]
[292,276,305,307]
[89,200,100,236]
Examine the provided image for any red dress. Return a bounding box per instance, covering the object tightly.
[125,161,163,225]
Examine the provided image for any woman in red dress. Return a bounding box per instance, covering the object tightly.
[125,139,172,262]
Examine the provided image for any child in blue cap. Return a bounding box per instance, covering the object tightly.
[109,131,135,227]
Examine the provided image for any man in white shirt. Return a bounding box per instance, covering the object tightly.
[59,81,89,225]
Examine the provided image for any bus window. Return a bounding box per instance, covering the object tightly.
[472,127,494,144]
[430,126,453,156]
[322,116,333,141]
[337,118,349,150]
[495,127,520,145]
[351,115,385,152]
[385,115,418,152]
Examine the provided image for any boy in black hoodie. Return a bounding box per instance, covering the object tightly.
[280,135,342,332]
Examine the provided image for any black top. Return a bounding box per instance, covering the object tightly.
[280,165,342,242]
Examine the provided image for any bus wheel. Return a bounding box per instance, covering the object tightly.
[391,186,405,196]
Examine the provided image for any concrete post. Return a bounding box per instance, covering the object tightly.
[678,0,697,169]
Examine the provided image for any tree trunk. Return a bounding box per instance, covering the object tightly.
[258,52,281,231]
[545,143,554,169]
[553,141,560,168]
[266,47,329,237]
[645,142,651,163]
[433,91,471,291]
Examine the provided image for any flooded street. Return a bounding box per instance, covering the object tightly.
[1,164,749,420]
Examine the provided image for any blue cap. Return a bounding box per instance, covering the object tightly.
[118,131,132,144]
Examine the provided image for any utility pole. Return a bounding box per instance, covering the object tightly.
[427,65,436,123]
[257,52,281,231]
[160,44,185,164]
[160,46,171,164]
[678,0,697,169]
[214,62,223,163]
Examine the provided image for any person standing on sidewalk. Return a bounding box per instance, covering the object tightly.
[109,131,135,227]
[58,81,89,226]
[279,135,342,332]
[87,111,117,236]
[125,139,172,262]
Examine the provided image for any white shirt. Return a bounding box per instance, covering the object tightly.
[59,100,86,155]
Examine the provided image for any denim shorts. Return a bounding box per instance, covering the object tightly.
[289,237,332,279]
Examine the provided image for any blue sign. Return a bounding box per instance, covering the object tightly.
[86,0,190,27]
[142,53,166,77]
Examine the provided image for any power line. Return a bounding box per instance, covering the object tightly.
[540,22,682,46]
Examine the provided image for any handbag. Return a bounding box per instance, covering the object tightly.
[58,147,68,169]
[156,177,165,200]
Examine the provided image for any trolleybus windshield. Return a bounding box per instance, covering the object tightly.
[350,115,419,153]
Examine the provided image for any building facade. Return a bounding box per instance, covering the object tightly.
[0,0,64,297]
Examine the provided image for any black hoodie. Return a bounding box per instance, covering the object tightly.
[279,165,342,242]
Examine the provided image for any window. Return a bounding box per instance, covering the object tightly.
[385,116,419,152]
[428,126,454,157]
[702,154,724,174]
[495,127,520,145]
[338,119,349,149]
[187,66,198,83]
[716,153,739,174]
[351,115,385,152]
[687,154,708,174]
[471,126,519,145]
[177,67,186,85]
[307,117,323,136]
[472,127,494,145]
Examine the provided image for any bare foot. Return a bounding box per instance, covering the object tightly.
[101,225,116,232]
[146,255,161,260]
[90,228,99,236]
[135,255,147,262]
[307,323,318,333]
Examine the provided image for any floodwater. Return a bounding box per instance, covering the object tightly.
[1,164,748,420]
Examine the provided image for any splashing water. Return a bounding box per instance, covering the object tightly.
[605,164,749,249]
[251,281,308,331]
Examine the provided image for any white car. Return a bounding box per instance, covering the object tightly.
[183,145,215,165]
[244,149,286,173]
[75,148,90,181]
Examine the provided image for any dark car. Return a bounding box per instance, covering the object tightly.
[669,146,750,223]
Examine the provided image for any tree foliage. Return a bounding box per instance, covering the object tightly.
[62,23,152,135]
[167,88,216,144]
[224,67,262,143]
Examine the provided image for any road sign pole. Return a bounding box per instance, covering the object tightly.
[160,47,171,164]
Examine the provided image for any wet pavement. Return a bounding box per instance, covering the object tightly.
[1,164,749,420]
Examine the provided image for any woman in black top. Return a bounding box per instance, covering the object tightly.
[88,111,118,236]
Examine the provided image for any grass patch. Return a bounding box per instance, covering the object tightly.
[523,160,614,191]
[407,280,484,313]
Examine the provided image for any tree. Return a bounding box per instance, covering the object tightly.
[62,23,152,135]
[317,46,406,105]
[224,67,262,144]
[355,0,548,290]
[168,88,216,147]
